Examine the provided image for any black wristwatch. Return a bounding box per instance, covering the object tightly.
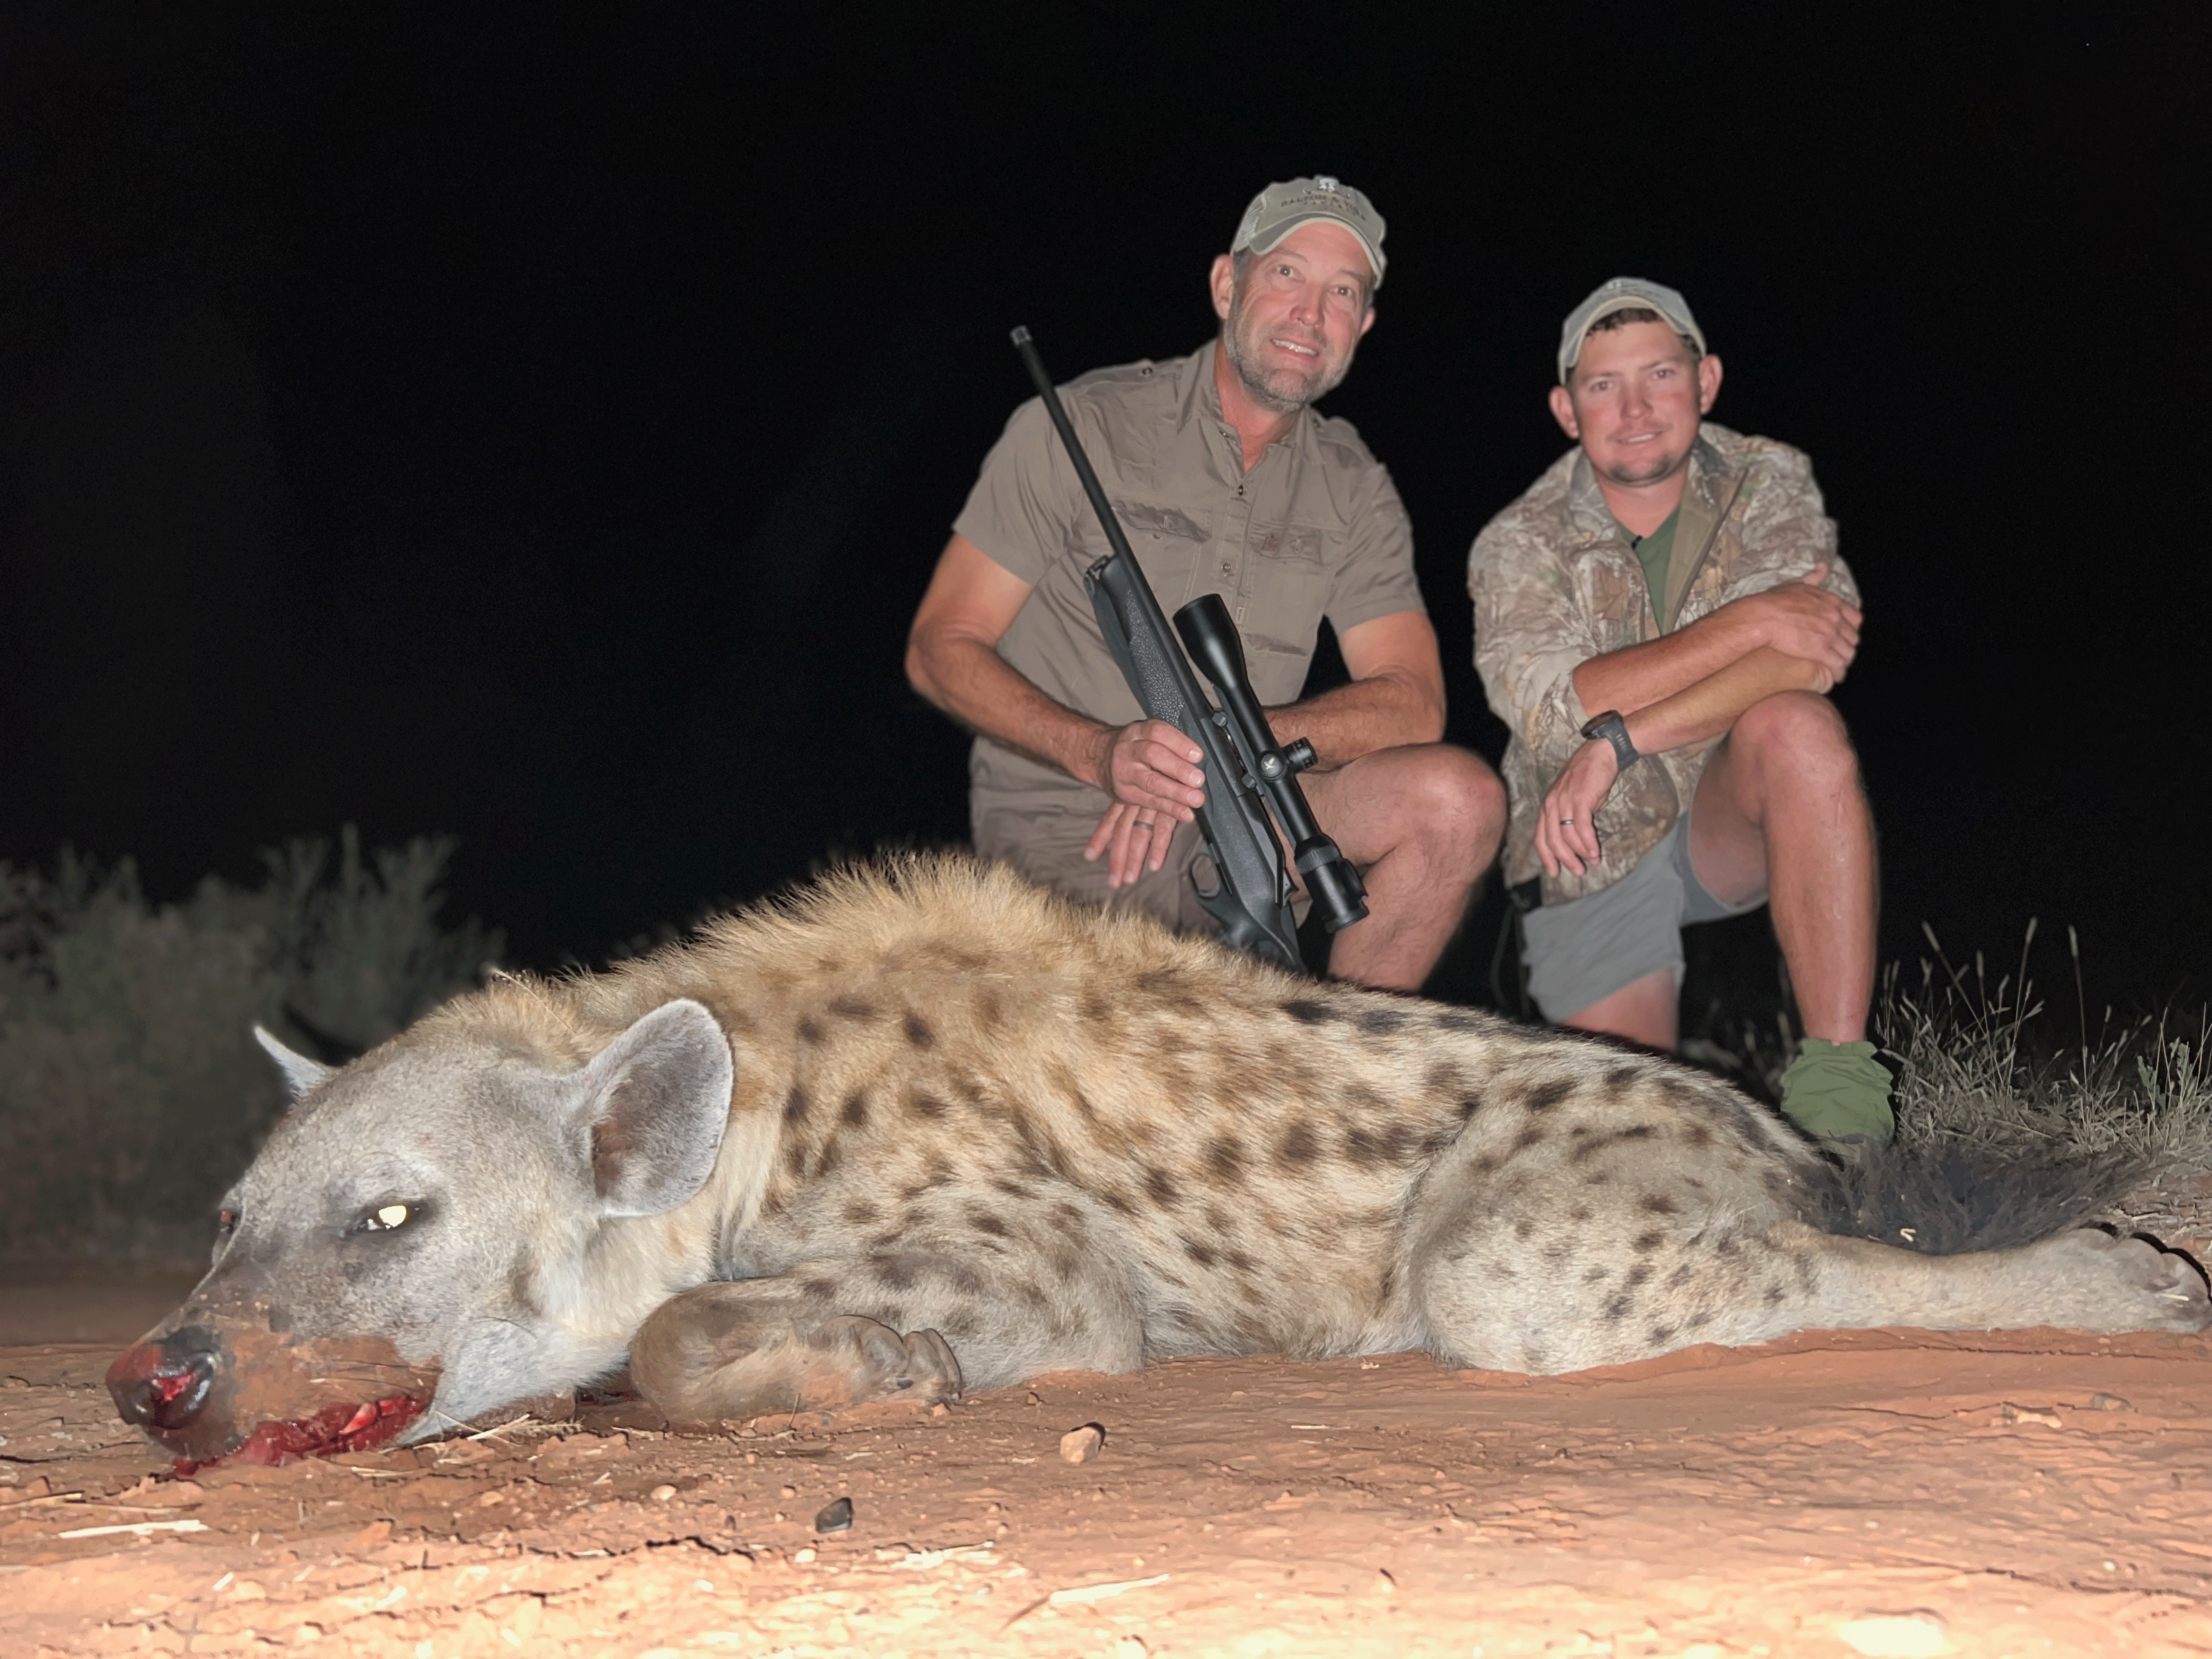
[1581,709,1640,771]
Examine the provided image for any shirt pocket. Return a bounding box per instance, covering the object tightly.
[1238,521,1333,701]
[1107,499,1213,607]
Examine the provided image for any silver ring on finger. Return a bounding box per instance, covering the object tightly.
[1135,818,1155,830]
[1559,818,1575,827]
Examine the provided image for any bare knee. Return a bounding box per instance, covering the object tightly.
[1730,692,1860,791]
[1393,746,1506,876]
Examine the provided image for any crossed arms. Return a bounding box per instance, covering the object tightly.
[906,532,1446,887]
[1534,565,1860,877]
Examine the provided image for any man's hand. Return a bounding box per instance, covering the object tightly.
[1535,738,1620,878]
[1732,563,1861,684]
[1082,720,1206,888]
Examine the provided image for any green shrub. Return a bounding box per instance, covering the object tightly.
[0,829,500,1260]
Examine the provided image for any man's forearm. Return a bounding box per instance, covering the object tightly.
[1572,605,1765,718]
[906,630,1110,788]
[1266,669,1443,770]
[1621,647,1827,757]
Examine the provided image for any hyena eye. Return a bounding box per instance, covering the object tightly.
[217,1207,239,1237]
[353,1202,415,1234]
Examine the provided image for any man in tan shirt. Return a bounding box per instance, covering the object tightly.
[907,178,1503,992]
[1469,278,1889,1144]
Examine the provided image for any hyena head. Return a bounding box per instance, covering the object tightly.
[106,997,734,1468]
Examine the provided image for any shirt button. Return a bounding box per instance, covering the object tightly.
[1220,562,1234,577]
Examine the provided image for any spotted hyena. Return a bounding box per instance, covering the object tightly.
[109,856,2208,1465]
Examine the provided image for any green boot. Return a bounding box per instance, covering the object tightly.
[1778,1037,1894,1147]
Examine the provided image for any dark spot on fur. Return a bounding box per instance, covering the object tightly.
[1765,1283,1785,1305]
[1282,998,1341,1027]
[842,1199,881,1226]
[1226,1248,1256,1273]
[506,1254,541,1318]
[990,1176,1032,1200]
[1358,1006,1409,1035]
[828,995,877,1020]
[1625,1263,1653,1289]
[1377,1263,1396,1305]
[797,1017,825,1045]
[1570,1206,1592,1223]
[1640,1193,1679,1215]
[1688,1311,1710,1330]
[1585,1171,1611,1186]
[1514,1217,1533,1239]
[798,1277,838,1302]
[1604,1064,1641,1089]
[1582,1265,1607,1283]
[1432,1008,1484,1032]
[1522,1343,1551,1371]
[906,1088,951,1120]
[969,1209,1008,1238]
[1714,1235,1738,1256]
[1100,1187,1135,1215]
[902,1012,934,1048]
[1616,1124,1657,1141]
[1686,1124,1714,1148]
[781,1140,808,1177]
[1050,1249,1080,1283]
[1205,1135,1246,1185]
[781,1086,811,1126]
[1604,1294,1632,1321]
[877,1259,917,1291]
[812,1137,843,1180]
[838,1091,869,1128]
[1182,1237,1217,1267]
[939,1262,987,1297]
[1667,1263,1695,1287]
[1541,1242,1570,1263]
[1513,1125,1547,1151]
[1523,1078,1574,1112]
[1471,1155,1500,1177]
[1277,1120,1321,1169]
[1646,1323,1677,1346]
[1345,1127,1383,1167]
[1632,1229,1663,1252]
[1143,1164,1180,1207]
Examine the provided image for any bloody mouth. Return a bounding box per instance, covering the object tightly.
[175,1391,427,1475]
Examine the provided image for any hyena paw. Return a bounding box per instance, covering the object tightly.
[806,1315,964,1406]
[2041,1229,2212,1332]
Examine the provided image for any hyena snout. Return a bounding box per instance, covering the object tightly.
[108,1326,221,1435]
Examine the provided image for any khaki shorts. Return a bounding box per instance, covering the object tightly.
[1520,815,1765,1023]
[974,802,1309,938]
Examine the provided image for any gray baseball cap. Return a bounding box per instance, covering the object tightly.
[1232,177,1386,287]
[1558,276,1707,382]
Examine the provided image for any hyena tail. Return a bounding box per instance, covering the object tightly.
[1808,1141,2162,1256]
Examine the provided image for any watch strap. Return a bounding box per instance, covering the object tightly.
[1581,710,1639,771]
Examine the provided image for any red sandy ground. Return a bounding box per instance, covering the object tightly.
[5,1271,2212,1657]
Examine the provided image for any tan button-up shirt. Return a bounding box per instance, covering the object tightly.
[954,343,1425,832]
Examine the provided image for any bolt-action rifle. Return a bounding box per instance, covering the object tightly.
[1009,326,1367,974]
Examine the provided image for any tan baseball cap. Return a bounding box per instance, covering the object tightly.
[1232,177,1386,288]
[1558,276,1707,382]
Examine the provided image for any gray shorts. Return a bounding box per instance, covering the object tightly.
[1520,815,1765,1022]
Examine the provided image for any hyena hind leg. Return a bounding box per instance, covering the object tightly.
[1793,1224,2212,1337]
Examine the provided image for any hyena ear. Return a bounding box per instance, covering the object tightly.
[254,1026,335,1098]
[569,998,733,1219]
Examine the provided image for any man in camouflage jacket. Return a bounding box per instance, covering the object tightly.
[1468,278,1889,1144]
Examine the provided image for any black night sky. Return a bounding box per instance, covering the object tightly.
[2,7,2205,1016]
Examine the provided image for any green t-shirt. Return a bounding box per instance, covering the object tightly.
[1624,505,1681,630]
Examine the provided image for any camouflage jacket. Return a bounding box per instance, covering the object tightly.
[1468,423,1857,905]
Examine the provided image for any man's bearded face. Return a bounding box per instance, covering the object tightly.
[1221,221,1374,414]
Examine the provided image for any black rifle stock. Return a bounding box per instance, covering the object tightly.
[1009,326,1366,973]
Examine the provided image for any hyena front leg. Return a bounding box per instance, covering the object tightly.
[628,1245,1143,1424]
[628,1273,962,1424]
